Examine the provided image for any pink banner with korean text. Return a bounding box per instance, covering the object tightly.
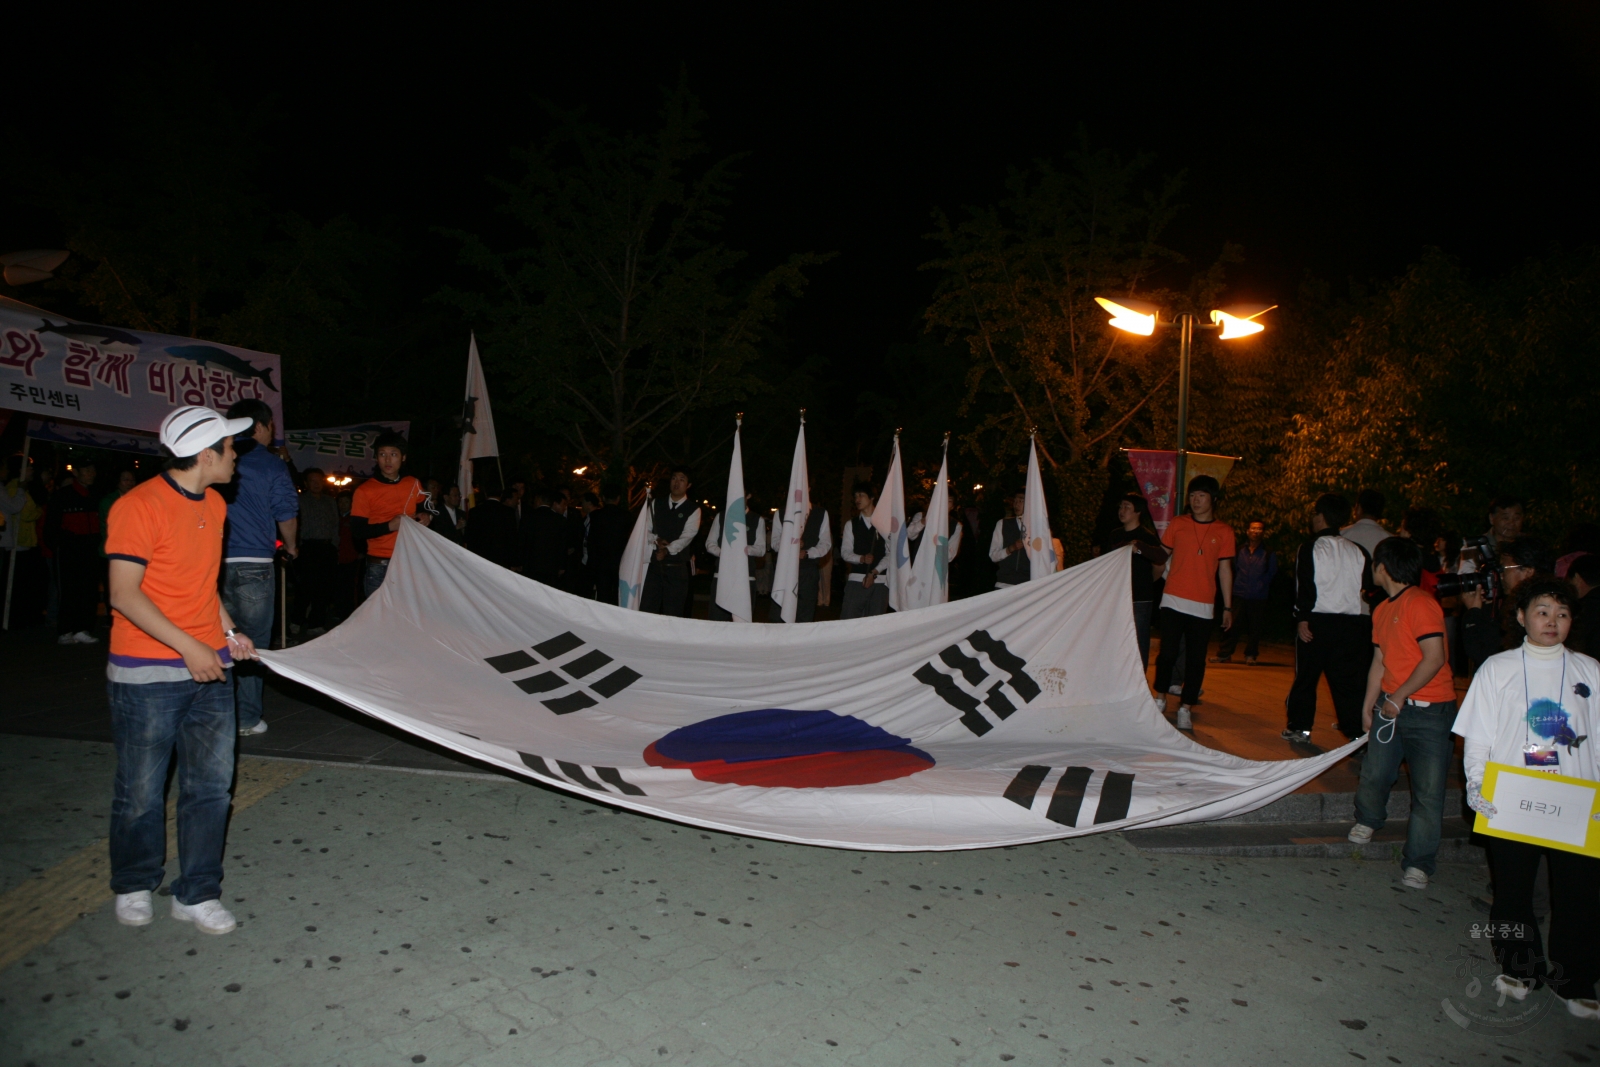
[1124,450,1237,532]
[0,296,283,438]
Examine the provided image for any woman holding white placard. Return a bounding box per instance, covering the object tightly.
[1453,577,1600,1018]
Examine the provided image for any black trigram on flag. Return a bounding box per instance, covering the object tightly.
[913,629,1041,735]
[1002,765,1134,827]
[484,631,641,714]
[518,752,648,797]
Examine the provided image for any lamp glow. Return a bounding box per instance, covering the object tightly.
[1210,304,1276,339]
[572,465,588,475]
[1095,296,1160,336]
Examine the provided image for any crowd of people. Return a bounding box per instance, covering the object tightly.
[5,402,1599,1017]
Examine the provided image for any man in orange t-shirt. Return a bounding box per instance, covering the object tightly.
[350,430,433,598]
[104,405,258,936]
[1349,535,1456,891]
[1152,475,1235,731]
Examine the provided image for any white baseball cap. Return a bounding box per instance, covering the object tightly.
[159,405,255,458]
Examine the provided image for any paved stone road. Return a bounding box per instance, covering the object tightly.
[2,736,1591,1066]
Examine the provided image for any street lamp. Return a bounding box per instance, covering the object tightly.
[1094,297,1275,504]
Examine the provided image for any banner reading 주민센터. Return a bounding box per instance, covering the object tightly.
[260,521,1360,851]
[0,297,283,436]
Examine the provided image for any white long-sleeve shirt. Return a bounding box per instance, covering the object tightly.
[989,518,1024,564]
[839,516,888,582]
[704,513,768,559]
[644,497,701,557]
[803,511,832,559]
[1454,639,1600,785]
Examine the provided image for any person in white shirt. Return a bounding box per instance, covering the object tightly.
[1339,488,1391,557]
[989,489,1029,589]
[705,503,768,621]
[1452,577,1600,1017]
[791,496,833,623]
[839,483,889,618]
[640,467,701,617]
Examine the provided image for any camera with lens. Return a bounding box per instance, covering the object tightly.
[1433,535,1500,600]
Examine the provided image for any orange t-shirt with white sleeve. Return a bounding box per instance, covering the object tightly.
[350,475,424,559]
[1160,515,1236,619]
[105,474,230,682]
[1372,585,1456,703]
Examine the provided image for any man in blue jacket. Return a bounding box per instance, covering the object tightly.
[1217,519,1276,664]
[220,399,299,736]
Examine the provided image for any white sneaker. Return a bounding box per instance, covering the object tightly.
[1175,706,1193,731]
[78,630,101,644]
[1567,997,1600,1020]
[1347,823,1375,844]
[57,633,77,645]
[238,720,269,736]
[115,890,154,926]
[1401,867,1429,890]
[1167,684,1183,695]
[1493,974,1531,1002]
[171,898,237,935]
[1152,695,1167,715]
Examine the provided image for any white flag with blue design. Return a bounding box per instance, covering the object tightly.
[617,487,652,611]
[907,440,953,609]
[869,434,914,613]
[715,421,753,622]
[1025,437,1057,578]
[770,417,809,624]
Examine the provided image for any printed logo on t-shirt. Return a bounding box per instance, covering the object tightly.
[1527,698,1587,755]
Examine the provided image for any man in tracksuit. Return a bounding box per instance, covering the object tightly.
[1284,493,1374,743]
[641,467,701,617]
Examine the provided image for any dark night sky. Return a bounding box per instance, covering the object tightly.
[7,4,1598,365]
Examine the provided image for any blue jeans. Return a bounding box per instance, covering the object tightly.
[222,562,275,731]
[1353,700,1457,876]
[363,557,389,599]
[108,677,236,904]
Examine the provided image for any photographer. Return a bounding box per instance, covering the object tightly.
[1459,537,1554,670]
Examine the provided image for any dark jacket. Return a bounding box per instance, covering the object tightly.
[1570,588,1600,661]
[1463,597,1523,668]
[521,505,569,585]
[586,505,632,568]
[431,504,467,546]
[465,498,519,570]
[1232,542,1278,601]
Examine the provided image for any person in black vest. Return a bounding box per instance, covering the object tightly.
[641,467,701,616]
[794,497,833,622]
[586,484,633,605]
[705,498,768,621]
[839,482,889,619]
[520,486,568,588]
[989,488,1030,589]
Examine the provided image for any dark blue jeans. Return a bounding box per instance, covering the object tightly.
[1353,700,1456,876]
[222,562,274,730]
[108,676,236,904]
[363,557,389,599]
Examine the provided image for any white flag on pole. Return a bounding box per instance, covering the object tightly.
[714,419,753,622]
[870,433,914,612]
[458,333,499,503]
[769,415,809,624]
[617,486,653,611]
[907,437,953,610]
[1024,436,1057,579]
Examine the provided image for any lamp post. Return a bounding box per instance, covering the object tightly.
[1094,297,1275,505]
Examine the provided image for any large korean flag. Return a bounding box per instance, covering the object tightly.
[260,521,1360,851]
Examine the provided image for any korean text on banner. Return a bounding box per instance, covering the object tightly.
[284,422,410,479]
[1,297,282,436]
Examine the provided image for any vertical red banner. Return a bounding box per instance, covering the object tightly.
[1126,449,1178,532]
